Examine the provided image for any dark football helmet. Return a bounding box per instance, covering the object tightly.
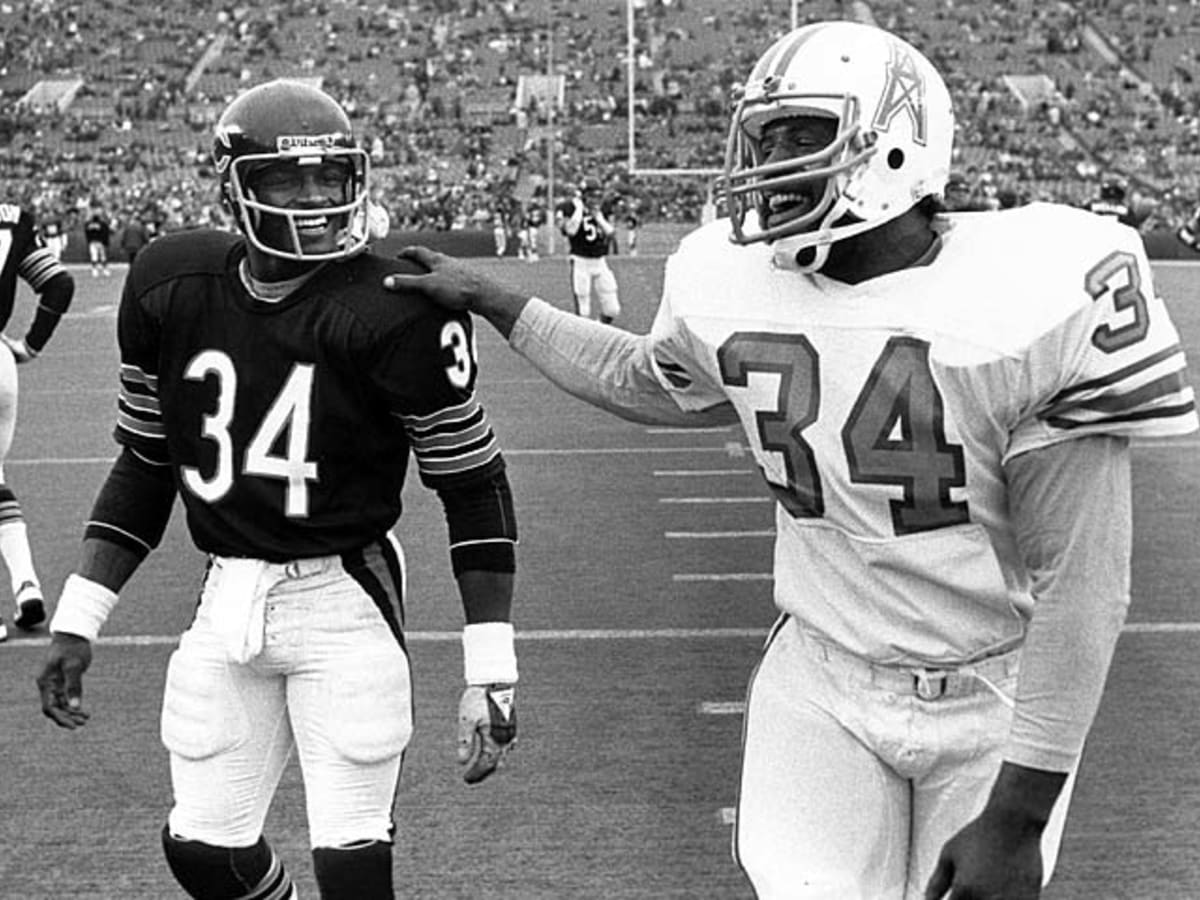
[580,176,604,205]
[212,79,370,261]
[1099,176,1127,203]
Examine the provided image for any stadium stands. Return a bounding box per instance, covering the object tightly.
[2,0,1198,256]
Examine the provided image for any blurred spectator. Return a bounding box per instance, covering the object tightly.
[1,0,1198,237]
[942,172,992,212]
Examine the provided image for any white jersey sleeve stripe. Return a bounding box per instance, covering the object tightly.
[1041,370,1194,428]
[1045,343,1185,407]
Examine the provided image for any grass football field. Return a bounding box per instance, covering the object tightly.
[0,254,1197,899]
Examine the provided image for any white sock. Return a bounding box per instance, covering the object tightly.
[0,521,38,593]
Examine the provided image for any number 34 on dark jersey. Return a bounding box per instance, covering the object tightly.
[115,230,503,561]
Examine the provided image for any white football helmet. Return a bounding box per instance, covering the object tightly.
[723,21,954,272]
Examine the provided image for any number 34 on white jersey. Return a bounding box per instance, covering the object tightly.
[648,204,1197,663]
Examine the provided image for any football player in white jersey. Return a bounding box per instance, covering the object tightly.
[384,21,1199,900]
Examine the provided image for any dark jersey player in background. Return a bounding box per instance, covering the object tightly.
[556,177,620,323]
[1084,176,1151,230]
[35,80,519,900]
[0,202,73,641]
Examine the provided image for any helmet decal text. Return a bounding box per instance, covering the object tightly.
[872,41,927,146]
[277,133,350,153]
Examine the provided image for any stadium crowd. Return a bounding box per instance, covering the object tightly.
[1,0,1198,255]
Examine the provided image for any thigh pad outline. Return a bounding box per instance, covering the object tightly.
[160,647,251,760]
[319,648,413,765]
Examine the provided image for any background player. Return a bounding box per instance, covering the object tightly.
[35,80,519,900]
[0,200,74,641]
[1084,175,1152,230]
[385,21,1199,899]
[83,207,112,277]
[556,177,620,323]
[1177,202,1200,252]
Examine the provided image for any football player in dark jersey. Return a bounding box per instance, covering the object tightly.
[556,177,621,323]
[1084,175,1150,230]
[1178,203,1200,252]
[35,80,519,900]
[0,202,73,641]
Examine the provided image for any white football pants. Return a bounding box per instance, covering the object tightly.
[569,255,620,320]
[735,616,1077,899]
[162,541,412,851]
[0,344,18,465]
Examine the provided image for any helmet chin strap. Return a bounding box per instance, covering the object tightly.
[768,197,852,273]
[774,240,830,273]
[768,202,910,273]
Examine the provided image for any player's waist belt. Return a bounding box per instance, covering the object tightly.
[806,632,1019,704]
[205,553,345,663]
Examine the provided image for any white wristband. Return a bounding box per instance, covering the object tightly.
[462,622,518,685]
[49,574,120,642]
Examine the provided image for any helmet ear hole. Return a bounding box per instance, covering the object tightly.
[887,148,905,170]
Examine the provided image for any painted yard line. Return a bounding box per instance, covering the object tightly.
[646,426,739,435]
[504,447,746,457]
[653,469,755,476]
[10,456,116,465]
[699,701,746,715]
[24,387,115,396]
[673,573,775,582]
[1122,622,1200,634]
[665,530,776,539]
[9,439,1195,467]
[5,622,1196,651]
[3,626,771,649]
[1133,439,1200,449]
[5,447,747,466]
[660,496,773,504]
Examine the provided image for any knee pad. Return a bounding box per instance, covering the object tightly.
[313,840,393,900]
[161,827,293,900]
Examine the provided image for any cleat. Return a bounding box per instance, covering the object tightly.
[0,616,7,642]
[14,581,46,630]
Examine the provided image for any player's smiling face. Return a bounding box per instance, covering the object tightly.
[757,114,838,232]
[249,160,353,258]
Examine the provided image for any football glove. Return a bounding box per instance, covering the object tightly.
[457,683,516,785]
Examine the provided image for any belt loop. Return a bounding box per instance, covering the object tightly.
[914,670,948,701]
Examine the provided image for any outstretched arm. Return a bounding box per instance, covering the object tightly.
[385,246,531,337]
[384,247,738,428]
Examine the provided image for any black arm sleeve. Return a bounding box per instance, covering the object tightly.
[438,467,518,574]
[83,447,177,560]
[25,270,74,353]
